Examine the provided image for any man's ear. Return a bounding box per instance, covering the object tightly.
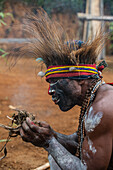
[78,80,85,85]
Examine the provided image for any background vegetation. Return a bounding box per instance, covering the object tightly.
[0,0,112,15]
[0,0,86,13]
[0,0,113,54]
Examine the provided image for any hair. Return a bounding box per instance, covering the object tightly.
[9,8,108,68]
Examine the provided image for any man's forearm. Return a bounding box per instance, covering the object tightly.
[55,132,78,155]
[45,137,86,170]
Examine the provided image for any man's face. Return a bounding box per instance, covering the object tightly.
[47,78,82,111]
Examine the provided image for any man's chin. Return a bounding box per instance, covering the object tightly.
[58,104,74,112]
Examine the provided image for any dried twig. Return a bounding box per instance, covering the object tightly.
[0,123,21,131]
[0,105,35,160]
[34,162,50,170]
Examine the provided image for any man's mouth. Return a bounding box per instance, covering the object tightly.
[52,97,60,104]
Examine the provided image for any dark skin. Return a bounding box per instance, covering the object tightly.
[20,78,113,169]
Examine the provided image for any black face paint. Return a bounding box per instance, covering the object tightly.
[48,78,81,111]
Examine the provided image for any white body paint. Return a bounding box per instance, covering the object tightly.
[83,106,103,161]
[85,106,103,133]
[83,136,96,167]
[83,149,90,159]
[88,137,97,154]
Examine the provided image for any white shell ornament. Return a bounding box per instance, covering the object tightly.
[69,67,76,71]
[37,71,45,77]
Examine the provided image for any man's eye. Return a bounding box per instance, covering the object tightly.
[48,79,59,83]
[52,80,58,83]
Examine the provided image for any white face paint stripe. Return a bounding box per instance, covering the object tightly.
[50,80,59,86]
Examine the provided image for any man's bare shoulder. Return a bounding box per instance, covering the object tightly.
[94,83,113,109]
[92,84,113,131]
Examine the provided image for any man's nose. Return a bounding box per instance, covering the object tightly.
[48,85,55,95]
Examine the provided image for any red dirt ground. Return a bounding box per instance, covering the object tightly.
[0,57,113,170]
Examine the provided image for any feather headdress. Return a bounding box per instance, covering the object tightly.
[10,8,108,79]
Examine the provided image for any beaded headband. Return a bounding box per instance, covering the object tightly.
[45,64,99,80]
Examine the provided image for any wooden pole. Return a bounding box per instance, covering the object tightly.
[82,0,105,60]
[100,0,105,59]
[91,0,101,37]
[83,0,91,41]
[0,38,28,43]
[78,13,113,22]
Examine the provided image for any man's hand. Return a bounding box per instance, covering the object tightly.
[20,117,55,147]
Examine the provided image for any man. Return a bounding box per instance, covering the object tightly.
[19,9,113,169]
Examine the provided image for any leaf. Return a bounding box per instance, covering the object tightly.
[0,49,5,53]
[0,19,7,26]
[5,13,14,21]
[1,52,9,58]
[4,147,7,156]
[0,139,11,142]
[0,147,7,160]
[0,12,4,19]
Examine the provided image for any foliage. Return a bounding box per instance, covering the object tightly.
[43,0,86,14]
[0,12,13,58]
[21,0,86,14]
[104,0,113,15]
[0,0,85,15]
[0,0,5,11]
[0,0,113,16]
[18,0,113,15]
[0,139,11,142]
[109,22,113,54]
[0,12,13,26]
[0,49,8,58]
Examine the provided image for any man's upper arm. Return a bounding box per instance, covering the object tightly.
[82,131,112,169]
[82,101,113,170]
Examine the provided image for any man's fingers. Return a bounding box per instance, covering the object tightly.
[38,127,50,136]
[38,121,50,128]
[26,117,50,129]
[20,128,30,142]
[25,117,42,134]
[20,127,42,146]
[22,121,35,137]
[25,118,52,138]
[20,118,53,147]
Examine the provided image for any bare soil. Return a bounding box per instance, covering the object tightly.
[0,57,113,170]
